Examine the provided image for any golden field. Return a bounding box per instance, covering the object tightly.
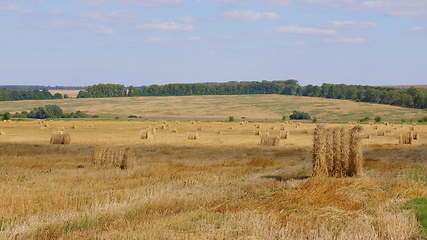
[0,94,426,121]
[0,119,426,240]
[48,90,81,98]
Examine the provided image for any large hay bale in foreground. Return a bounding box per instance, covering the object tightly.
[187,132,199,140]
[260,134,280,146]
[312,126,363,177]
[91,146,136,169]
[50,131,71,145]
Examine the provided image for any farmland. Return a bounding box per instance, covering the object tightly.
[0,119,426,239]
[0,94,426,122]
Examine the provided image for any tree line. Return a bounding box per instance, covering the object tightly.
[76,81,427,110]
[0,89,63,101]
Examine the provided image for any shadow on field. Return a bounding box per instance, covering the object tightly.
[261,175,310,182]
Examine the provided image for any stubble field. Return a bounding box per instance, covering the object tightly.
[0,94,426,121]
[0,120,426,240]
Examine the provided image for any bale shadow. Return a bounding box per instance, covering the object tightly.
[262,175,310,182]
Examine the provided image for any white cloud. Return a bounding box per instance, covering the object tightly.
[263,0,427,17]
[137,22,195,31]
[75,0,183,6]
[277,25,336,35]
[329,21,376,28]
[262,0,293,6]
[409,26,425,32]
[323,37,367,44]
[361,0,427,17]
[0,3,32,14]
[83,11,135,23]
[224,10,280,21]
[0,3,19,11]
[47,21,113,35]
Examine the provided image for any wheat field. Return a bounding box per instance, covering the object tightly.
[0,120,426,239]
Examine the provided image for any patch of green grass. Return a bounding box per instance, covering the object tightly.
[0,217,16,231]
[63,216,96,233]
[407,167,427,185]
[403,198,427,237]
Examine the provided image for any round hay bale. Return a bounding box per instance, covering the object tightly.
[92,146,136,169]
[259,135,280,146]
[50,131,71,145]
[187,132,199,140]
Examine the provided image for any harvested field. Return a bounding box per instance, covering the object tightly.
[0,120,426,239]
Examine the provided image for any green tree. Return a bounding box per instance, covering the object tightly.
[1,112,11,121]
[45,105,64,118]
[289,111,311,120]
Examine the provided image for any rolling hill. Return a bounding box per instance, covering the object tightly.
[0,94,425,122]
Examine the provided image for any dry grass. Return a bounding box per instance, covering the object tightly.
[0,120,426,240]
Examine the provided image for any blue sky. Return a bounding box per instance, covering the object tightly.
[1,0,426,86]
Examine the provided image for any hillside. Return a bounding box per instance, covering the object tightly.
[0,94,425,122]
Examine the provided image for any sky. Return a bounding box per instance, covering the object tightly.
[1,0,426,86]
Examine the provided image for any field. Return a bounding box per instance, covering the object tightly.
[0,119,426,240]
[48,90,81,98]
[0,94,426,122]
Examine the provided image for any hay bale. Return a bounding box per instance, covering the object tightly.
[376,130,385,136]
[413,132,419,141]
[312,126,363,177]
[399,132,413,145]
[150,128,157,135]
[91,146,136,169]
[171,129,178,133]
[260,134,280,146]
[348,126,364,176]
[197,127,202,131]
[279,130,289,140]
[140,130,153,140]
[312,126,328,177]
[187,132,199,140]
[50,131,71,145]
